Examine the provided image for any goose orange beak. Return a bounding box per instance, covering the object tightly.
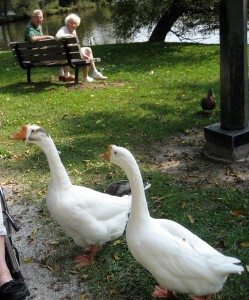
[10,125,28,141]
[100,145,113,160]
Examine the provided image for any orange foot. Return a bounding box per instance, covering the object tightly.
[190,295,211,300]
[74,254,92,267]
[74,244,101,267]
[151,285,176,299]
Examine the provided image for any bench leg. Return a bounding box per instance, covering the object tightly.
[74,68,79,84]
[27,69,31,83]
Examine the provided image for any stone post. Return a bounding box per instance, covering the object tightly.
[203,0,249,162]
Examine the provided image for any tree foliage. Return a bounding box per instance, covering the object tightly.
[1,0,40,18]
[112,0,220,42]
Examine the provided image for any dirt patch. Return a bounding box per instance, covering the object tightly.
[67,81,128,91]
[148,128,249,190]
[51,77,128,90]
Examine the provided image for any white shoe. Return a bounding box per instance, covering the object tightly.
[92,70,107,80]
[84,76,94,83]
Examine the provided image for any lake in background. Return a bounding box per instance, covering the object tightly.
[0,6,223,51]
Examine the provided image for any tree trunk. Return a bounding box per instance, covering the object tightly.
[3,0,8,18]
[149,4,185,42]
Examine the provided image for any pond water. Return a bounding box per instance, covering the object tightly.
[0,6,222,51]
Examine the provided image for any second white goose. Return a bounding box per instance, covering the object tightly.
[101,145,243,299]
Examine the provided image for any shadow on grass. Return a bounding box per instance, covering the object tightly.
[0,81,76,95]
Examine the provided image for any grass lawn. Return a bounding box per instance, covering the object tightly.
[0,41,248,299]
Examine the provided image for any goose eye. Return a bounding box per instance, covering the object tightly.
[114,151,117,155]
[31,129,35,133]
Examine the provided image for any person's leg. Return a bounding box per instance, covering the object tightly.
[81,47,107,81]
[59,67,75,82]
[0,236,12,287]
[82,65,93,82]
[0,201,30,299]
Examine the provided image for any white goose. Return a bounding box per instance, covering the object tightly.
[10,125,132,266]
[101,145,244,300]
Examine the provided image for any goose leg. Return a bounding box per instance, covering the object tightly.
[74,245,100,267]
[151,285,176,298]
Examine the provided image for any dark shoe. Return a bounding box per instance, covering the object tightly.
[63,74,75,82]
[0,280,30,300]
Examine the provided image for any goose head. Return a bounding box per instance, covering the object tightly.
[101,145,135,171]
[10,124,50,146]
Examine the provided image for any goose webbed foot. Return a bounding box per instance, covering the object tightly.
[74,244,101,267]
[74,254,92,267]
[151,285,176,298]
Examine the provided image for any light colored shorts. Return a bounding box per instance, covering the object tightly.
[0,204,7,236]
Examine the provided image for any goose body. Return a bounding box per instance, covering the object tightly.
[11,125,131,264]
[101,145,244,299]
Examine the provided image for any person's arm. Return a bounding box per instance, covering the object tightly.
[25,25,54,42]
[30,35,54,42]
[55,27,73,41]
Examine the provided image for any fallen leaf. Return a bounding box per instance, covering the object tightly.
[114,253,121,260]
[246,265,249,272]
[69,269,80,274]
[80,294,87,300]
[49,240,60,245]
[241,242,249,248]
[180,202,186,209]
[22,257,32,264]
[31,228,38,237]
[106,274,114,281]
[108,288,118,295]
[113,239,123,246]
[187,214,195,224]
[230,210,246,217]
[46,264,54,271]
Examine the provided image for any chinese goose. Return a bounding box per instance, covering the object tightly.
[10,125,132,266]
[101,145,244,299]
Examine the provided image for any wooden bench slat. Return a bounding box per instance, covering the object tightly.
[19,47,65,56]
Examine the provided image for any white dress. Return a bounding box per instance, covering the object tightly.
[55,26,76,40]
[55,26,89,58]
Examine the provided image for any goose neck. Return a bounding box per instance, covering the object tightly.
[38,138,72,189]
[124,162,150,219]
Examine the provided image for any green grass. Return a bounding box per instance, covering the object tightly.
[0,42,248,299]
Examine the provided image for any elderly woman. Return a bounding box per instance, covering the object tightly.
[55,13,107,83]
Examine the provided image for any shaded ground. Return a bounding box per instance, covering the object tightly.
[51,77,128,91]
[149,128,249,190]
[2,128,249,299]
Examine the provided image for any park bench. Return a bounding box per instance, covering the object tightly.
[9,37,101,84]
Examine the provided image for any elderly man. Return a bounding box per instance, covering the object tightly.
[24,9,54,42]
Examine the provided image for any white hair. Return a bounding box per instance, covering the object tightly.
[65,14,81,26]
[31,9,43,17]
